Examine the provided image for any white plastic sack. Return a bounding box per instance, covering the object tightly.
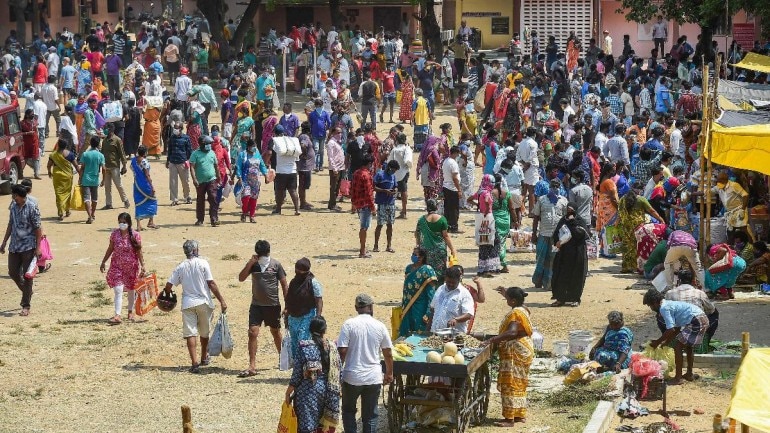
[103,101,124,122]
[279,331,293,371]
[475,213,496,246]
[234,181,244,207]
[208,312,234,358]
[221,181,233,199]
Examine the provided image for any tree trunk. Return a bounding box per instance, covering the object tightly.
[197,0,229,61]
[231,0,263,54]
[329,0,344,30]
[31,0,39,37]
[10,0,28,44]
[417,0,442,57]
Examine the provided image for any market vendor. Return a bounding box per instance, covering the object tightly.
[428,266,475,334]
[643,288,708,385]
[589,311,634,373]
[657,270,719,341]
[705,244,747,300]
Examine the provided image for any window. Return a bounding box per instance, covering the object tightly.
[9,2,33,23]
[107,0,118,13]
[0,117,6,138]
[7,112,20,135]
[91,0,99,15]
[61,0,75,17]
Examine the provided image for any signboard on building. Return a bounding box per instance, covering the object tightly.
[733,23,755,50]
[491,17,510,35]
[462,12,502,18]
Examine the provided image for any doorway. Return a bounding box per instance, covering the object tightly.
[373,7,401,34]
[286,7,314,29]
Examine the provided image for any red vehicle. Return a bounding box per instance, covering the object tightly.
[0,102,27,194]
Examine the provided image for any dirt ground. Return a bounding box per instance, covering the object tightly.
[0,97,763,432]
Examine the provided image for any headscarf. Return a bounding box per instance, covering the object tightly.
[417,135,441,179]
[708,244,735,261]
[547,182,560,204]
[473,174,495,214]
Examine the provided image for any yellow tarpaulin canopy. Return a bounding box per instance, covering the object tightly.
[726,348,770,432]
[718,95,743,111]
[710,123,770,176]
[732,52,770,74]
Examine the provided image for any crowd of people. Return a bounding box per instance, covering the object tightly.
[3,12,770,433]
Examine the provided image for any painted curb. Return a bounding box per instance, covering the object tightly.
[582,400,616,433]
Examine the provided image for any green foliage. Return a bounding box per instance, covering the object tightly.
[618,0,767,31]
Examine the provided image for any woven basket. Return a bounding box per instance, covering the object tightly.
[632,375,666,401]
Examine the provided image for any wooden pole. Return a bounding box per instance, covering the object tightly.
[181,405,193,433]
[704,53,722,251]
[699,61,709,258]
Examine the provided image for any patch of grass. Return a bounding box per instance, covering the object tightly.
[29,323,40,329]
[227,283,239,288]
[70,290,82,297]
[221,253,240,261]
[89,297,112,308]
[49,326,62,333]
[531,377,614,407]
[86,335,120,346]
[63,374,77,380]
[9,324,23,335]
[8,387,44,400]
[88,291,106,299]
[61,339,79,347]
[141,348,151,355]
[89,280,108,291]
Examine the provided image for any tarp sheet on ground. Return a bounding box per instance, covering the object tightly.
[710,123,770,176]
[726,348,770,432]
[731,52,770,74]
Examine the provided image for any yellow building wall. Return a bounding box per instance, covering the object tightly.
[455,0,515,49]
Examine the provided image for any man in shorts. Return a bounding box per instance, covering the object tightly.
[644,289,708,385]
[351,154,375,258]
[516,127,540,213]
[237,240,288,377]
[379,66,396,124]
[373,160,399,253]
[163,240,228,373]
[270,125,302,215]
[78,136,106,224]
[388,133,412,218]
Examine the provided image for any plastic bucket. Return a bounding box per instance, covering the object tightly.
[568,330,594,355]
[553,341,569,357]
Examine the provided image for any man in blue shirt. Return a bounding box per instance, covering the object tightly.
[307,99,331,172]
[372,160,399,253]
[644,289,709,385]
[655,77,672,115]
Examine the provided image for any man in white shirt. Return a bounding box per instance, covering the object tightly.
[174,67,193,112]
[652,15,668,55]
[338,293,393,433]
[46,47,60,78]
[350,31,366,57]
[327,26,339,47]
[269,125,302,215]
[163,240,228,373]
[670,119,685,163]
[429,266,475,334]
[442,146,462,232]
[559,98,575,127]
[32,93,48,154]
[388,132,413,218]
[604,124,630,166]
[41,75,60,138]
[603,30,613,57]
[516,127,540,213]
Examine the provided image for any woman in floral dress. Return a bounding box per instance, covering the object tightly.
[398,70,415,124]
[100,212,145,325]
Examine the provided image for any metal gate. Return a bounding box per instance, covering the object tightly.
[520,0,593,57]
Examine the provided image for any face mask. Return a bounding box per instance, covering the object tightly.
[465,103,474,112]
[638,123,645,128]
[118,223,129,231]
[411,254,419,264]
[257,256,270,268]
[203,144,211,152]
[248,147,257,154]
[173,128,182,135]
[315,108,324,114]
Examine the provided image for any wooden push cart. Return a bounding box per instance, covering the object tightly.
[384,336,493,433]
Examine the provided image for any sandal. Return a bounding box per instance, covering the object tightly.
[372,247,380,252]
[146,224,158,229]
[550,301,565,307]
[566,302,580,307]
[237,369,258,377]
[359,252,372,258]
[189,364,202,374]
[201,357,211,366]
[127,312,135,321]
[19,308,30,316]
[108,317,122,325]
[249,217,256,223]
[500,267,510,273]
[683,373,700,381]
[386,248,396,253]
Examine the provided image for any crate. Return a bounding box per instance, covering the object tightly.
[632,375,666,401]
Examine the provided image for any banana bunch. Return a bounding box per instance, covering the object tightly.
[393,343,414,357]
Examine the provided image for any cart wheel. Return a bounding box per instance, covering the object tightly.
[387,375,405,433]
[473,363,491,423]
[455,377,474,433]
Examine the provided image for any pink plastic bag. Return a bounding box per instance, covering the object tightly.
[38,236,53,266]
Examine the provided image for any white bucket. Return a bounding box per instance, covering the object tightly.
[568,330,594,355]
[553,341,569,357]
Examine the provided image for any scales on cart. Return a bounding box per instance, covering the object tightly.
[383,334,493,433]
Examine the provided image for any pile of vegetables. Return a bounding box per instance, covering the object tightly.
[427,342,465,364]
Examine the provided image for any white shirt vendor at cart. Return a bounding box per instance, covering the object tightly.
[430,276,475,334]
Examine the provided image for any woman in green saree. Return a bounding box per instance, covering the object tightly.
[492,174,518,273]
[414,199,457,283]
[399,247,438,337]
[46,139,77,220]
[617,189,664,273]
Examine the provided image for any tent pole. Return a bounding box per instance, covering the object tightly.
[699,61,709,258]
[739,332,750,433]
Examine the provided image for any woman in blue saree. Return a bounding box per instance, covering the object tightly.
[590,311,634,372]
[399,247,438,337]
[131,145,158,230]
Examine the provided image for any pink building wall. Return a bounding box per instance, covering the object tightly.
[600,1,762,59]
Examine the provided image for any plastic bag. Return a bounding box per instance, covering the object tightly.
[208,313,233,358]
[133,273,159,316]
[234,181,244,207]
[103,101,124,122]
[277,401,298,433]
[642,343,675,376]
[70,186,86,211]
[279,331,293,371]
[630,353,662,378]
[475,213,495,246]
[509,228,534,252]
[221,181,233,199]
[563,361,601,385]
[37,236,53,268]
[601,223,622,255]
[24,256,38,280]
[339,178,351,197]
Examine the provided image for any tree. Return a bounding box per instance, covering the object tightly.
[231,0,264,54]
[617,0,770,66]
[412,0,442,57]
[329,0,345,31]
[9,0,28,44]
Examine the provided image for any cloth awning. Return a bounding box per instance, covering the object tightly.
[726,348,770,432]
[716,110,770,127]
[732,52,770,74]
[710,123,770,176]
[718,80,770,107]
